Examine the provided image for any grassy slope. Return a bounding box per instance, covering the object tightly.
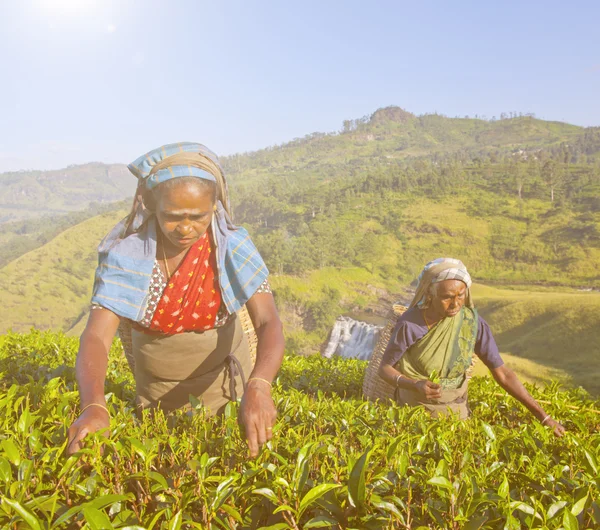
[0,163,135,222]
[0,209,127,333]
[0,198,598,395]
[222,112,589,183]
[323,191,600,286]
[472,283,600,394]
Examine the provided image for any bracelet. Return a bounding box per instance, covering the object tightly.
[80,403,109,416]
[540,414,551,425]
[247,377,272,388]
[395,374,402,387]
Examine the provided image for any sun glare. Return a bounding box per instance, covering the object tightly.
[38,0,97,11]
[33,0,101,19]
[31,0,112,31]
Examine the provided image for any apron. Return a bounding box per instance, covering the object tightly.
[131,313,252,416]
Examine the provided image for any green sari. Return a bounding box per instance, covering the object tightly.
[394,307,478,418]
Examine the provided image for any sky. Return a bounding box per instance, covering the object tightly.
[0,0,599,172]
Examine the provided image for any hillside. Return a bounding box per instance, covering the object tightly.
[1,197,599,395]
[222,109,600,185]
[1,106,599,397]
[0,200,129,269]
[0,208,127,332]
[473,284,600,394]
[0,163,135,223]
[3,108,600,225]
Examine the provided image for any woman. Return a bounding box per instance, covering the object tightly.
[378,258,564,436]
[67,142,284,457]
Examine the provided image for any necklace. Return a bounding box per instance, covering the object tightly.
[423,309,439,330]
[423,310,432,330]
[160,235,171,279]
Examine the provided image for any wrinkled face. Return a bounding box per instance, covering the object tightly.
[430,279,467,319]
[155,181,215,251]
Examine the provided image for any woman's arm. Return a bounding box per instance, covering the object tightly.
[66,308,121,455]
[240,291,284,457]
[377,317,441,400]
[490,365,565,437]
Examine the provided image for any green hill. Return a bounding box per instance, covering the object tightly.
[2,199,599,395]
[0,163,135,223]
[0,200,129,269]
[1,106,599,396]
[472,284,600,394]
[3,108,600,225]
[0,208,127,332]
[222,108,600,185]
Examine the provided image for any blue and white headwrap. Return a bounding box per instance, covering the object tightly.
[91,142,269,320]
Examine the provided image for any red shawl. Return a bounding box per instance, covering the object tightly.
[150,232,222,334]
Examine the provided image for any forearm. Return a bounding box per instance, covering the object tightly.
[249,319,284,383]
[379,362,417,390]
[76,333,110,407]
[494,368,547,421]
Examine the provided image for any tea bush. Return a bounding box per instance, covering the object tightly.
[0,331,598,529]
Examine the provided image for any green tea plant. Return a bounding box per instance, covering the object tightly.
[0,330,598,529]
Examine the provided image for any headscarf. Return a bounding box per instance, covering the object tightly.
[91,142,269,321]
[409,257,473,310]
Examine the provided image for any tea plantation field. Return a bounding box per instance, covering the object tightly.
[0,331,598,529]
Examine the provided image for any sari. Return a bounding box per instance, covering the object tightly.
[395,308,479,418]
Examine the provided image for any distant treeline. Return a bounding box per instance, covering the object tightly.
[231,151,600,282]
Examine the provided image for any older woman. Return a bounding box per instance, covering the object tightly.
[67,142,284,456]
[378,258,564,436]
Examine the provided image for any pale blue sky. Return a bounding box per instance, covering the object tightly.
[0,0,598,172]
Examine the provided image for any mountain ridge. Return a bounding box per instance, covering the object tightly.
[2,107,599,224]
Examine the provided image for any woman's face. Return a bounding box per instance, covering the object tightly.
[430,279,467,319]
[155,181,215,251]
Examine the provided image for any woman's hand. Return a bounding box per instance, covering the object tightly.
[66,406,110,455]
[414,380,442,400]
[68,308,119,455]
[242,291,284,458]
[544,417,566,438]
[239,380,277,458]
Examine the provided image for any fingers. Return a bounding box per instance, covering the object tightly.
[424,381,442,399]
[245,421,259,458]
[245,411,278,457]
[257,407,277,444]
[240,391,278,458]
[256,419,267,447]
[553,423,566,437]
[66,409,110,456]
[66,425,89,456]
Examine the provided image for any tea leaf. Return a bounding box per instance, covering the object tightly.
[83,507,114,530]
[1,439,21,466]
[480,421,496,441]
[427,476,453,490]
[571,493,588,516]
[252,488,279,504]
[563,509,580,530]
[547,500,567,519]
[348,448,372,510]
[304,515,339,528]
[298,483,342,518]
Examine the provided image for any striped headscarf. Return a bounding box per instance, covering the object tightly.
[409,258,473,310]
[91,143,269,320]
